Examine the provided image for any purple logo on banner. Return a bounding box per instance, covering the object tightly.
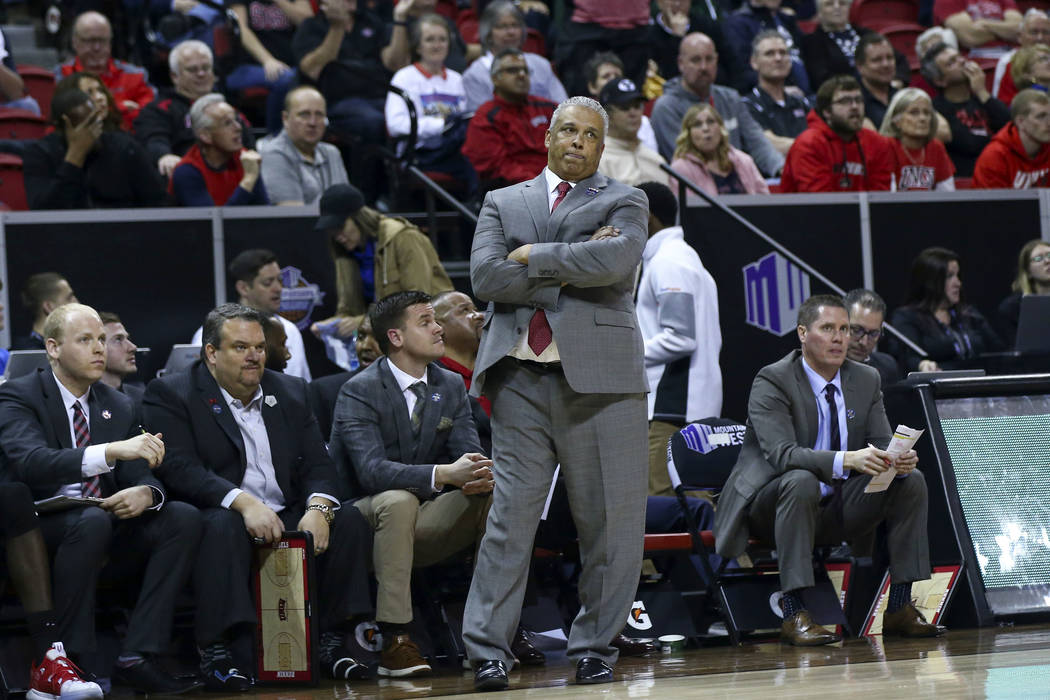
[742,252,810,337]
[279,266,325,330]
[679,422,746,455]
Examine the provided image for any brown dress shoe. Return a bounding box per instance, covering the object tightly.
[882,604,946,637]
[611,633,659,657]
[780,611,842,646]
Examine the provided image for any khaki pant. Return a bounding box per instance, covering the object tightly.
[648,420,682,497]
[354,489,490,624]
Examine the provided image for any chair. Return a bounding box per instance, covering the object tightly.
[16,65,56,121]
[0,153,27,211]
[0,110,47,141]
[849,0,919,30]
[878,22,925,63]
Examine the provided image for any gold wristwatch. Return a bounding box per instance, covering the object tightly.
[306,503,335,524]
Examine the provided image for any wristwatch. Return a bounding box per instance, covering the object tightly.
[306,503,335,524]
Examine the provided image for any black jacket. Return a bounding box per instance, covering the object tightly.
[133,89,255,166]
[889,304,1005,371]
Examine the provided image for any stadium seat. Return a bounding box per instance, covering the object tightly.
[16,65,55,121]
[879,22,925,62]
[0,153,28,211]
[0,110,47,141]
[849,0,919,30]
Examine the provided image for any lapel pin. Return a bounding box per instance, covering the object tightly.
[212,404,223,415]
[101,409,111,420]
[264,395,277,407]
[430,393,441,402]
[846,409,855,420]
[585,187,599,196]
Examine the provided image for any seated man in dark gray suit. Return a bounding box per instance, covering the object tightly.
[845,288,902,388]
[142,303,374,686]
[330,291,495,679]
[713,294,943,646]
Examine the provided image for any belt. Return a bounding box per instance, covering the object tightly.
[508,357,563,373]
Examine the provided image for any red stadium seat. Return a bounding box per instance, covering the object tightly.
[0,153,28,210]
[954,177,975,189]
[17,65,55,121]
[879,22,925,62]
[1017,0,1050,13]
[849,0,919,29]
[0,109,47,140]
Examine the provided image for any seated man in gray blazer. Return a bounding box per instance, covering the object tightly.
[330,291,495,678]
[713,294,944,646]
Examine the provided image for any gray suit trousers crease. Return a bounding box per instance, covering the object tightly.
[462,359,648,666]
[746,468,931,592]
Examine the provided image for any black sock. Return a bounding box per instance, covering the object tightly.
[888,582,912,613]
[26,611,58,665]
[781,590,805,618]
[378,622,408,644]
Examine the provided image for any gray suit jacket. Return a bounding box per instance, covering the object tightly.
[329,357,482,501]
[470,170,649,395]
[713,350,892,559]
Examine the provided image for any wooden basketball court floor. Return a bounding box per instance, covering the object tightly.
[198,624,1050,700]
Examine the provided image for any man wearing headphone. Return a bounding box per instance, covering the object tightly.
[261,86,350,205]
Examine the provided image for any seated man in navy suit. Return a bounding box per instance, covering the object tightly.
[0,303,201,694]
[330,291,496,678]
[142,303,374,686]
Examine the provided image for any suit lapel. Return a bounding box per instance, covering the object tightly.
[87,389,121,495]
[522,173,550,241]
[413,366,442,463]
[379,359,416,463]
[194,364,247,469]
[840,363,860,448]
[546,172,608,242]
[792,357,819,446]
[40,371,73,450]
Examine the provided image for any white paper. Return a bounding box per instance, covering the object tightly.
[864,425,925,493]
[540,464,561,520]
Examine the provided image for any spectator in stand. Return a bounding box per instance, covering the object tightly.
[880,88,955,191]
[54,12,156,130]
[385,14,477,194]
[400,0,476,73]
[24,90,166,210]
[935,0,1021,60]
[462,49,556,186]
[911,26,959,97]
[724,0,810,95]
[554,0,650,96]
[227,0,313,134]
[925,42,1011,176]
[597,78,667,186]
[292,0,413,143]
[134,40,254,179]
[669,103,769,195]
[55,72,122,132]
[890,246,1004,372]
[261,86,348,205]
[431,291,491,453]
[170,93,268,206]
[310,184,452,342]
[648,0,742,86]
[993,9,1050,105]
[801,0,911,94]
[651,32,784,175]
[12,273,77,351]
[744,31,810,156]
[780,75,895,192]
[997,239,1050,343]
[584,52,658,153]
[857,33,899,129]
[974,88,1050,187]
[845,288,901,388]
[1010,43,1050,92]
[461,1,566,113]
[97,312,144,405]
[0,28,39,114]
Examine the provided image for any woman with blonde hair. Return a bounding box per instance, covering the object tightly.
[880,88,955,191]
[997,238,1050,343]
[1011,43,1050,92]
[668,103,769,196]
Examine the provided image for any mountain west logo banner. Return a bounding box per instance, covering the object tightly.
[742,252,810,336]
[279,267,325,330]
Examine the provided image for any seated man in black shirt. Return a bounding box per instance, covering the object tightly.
[924,42,1011,176]
[743,30,810,156]
[24,90,166,210]
[845,288,901,388]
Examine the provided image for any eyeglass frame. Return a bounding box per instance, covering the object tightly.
[849,324,883,341]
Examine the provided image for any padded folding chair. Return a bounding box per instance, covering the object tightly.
[849,0,919,30]
[0,110,46,141]
[16,66,55,121]
[0,153,27,211]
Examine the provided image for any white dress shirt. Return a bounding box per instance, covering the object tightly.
[53,374,112,498]
[800,358,846,498]
[386,358,441,492]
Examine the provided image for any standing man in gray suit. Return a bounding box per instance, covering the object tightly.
[463,95,650,691]
[713,294,944,647]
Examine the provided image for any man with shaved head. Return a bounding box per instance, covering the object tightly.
[650,31,783,175]
[0,304,201,694]
[54,11,156,128]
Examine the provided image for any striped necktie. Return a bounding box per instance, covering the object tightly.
[74,401,101,498]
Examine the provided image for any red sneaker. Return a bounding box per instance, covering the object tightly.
[27,643,104,700]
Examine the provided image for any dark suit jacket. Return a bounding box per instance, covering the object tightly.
[308,369,358,444]
[713,350,892,559]
[866,350,902,387]
[0,368,161,500]
[142,361,338,509]
[329,357,482,501]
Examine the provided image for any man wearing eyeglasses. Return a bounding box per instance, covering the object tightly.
[780,74,895,192]
[845,288,901,387]
[462,48,557,185]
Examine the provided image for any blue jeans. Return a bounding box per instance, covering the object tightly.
[326,95,386,143]
[224,63,297,134]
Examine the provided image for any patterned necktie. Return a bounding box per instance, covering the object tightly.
[409,382,427,434]
[527,182,572,356]
[74,401,101,498]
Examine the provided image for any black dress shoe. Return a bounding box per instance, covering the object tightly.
[510,627,546,666]
[575,657,614,685]
[611,633,659,657]
[113,658,202,694]
[473,660,509,692]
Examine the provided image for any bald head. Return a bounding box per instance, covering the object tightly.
[678,33,718,97]
[282,86,328,150]
[72,12,112,73]
[43,303,101,343]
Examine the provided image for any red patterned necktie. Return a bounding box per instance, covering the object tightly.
[74,401,101,498]
[527,182,572,355]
